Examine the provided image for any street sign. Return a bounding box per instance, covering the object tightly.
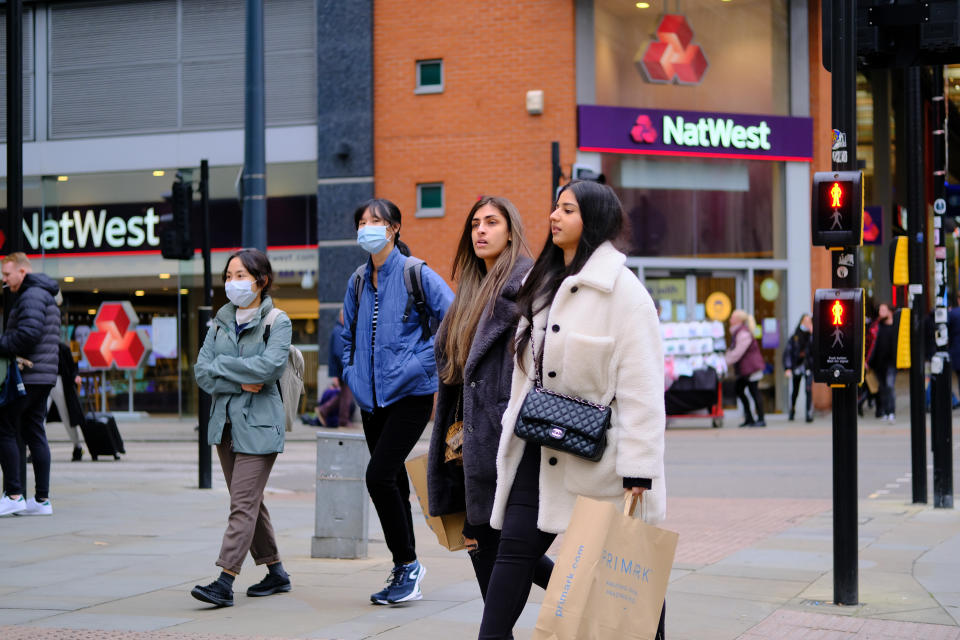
[813,288,864,385]
[812,171,863,247]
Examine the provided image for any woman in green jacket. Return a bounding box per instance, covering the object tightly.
[192,249,293,608]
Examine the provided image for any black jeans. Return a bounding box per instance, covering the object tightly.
[735,376,764,423]
[0,383,53,500]
[464,520,554,602]
[361,394,434,565]
[789,370,813,418]
[478,444,557,639]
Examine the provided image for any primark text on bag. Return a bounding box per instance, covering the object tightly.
[532,495,678,640]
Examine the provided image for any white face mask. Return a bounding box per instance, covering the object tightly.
[225,280,258,307]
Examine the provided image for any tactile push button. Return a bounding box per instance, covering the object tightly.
[548,371,557,378]
[571,286,579,293]
[552,324,560,332]
[548,457,558,466]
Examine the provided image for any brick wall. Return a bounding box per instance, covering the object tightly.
[373,0,577,281]
[809,0,836,409]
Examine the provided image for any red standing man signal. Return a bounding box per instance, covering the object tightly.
[831,300,845,348]
[829,182,845,229]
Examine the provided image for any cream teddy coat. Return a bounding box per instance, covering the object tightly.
[490,241,666,533]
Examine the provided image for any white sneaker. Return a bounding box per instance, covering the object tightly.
[23,498,52,516]
[0,494,26,516]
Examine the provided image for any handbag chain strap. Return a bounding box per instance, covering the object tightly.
[530,327,609,413]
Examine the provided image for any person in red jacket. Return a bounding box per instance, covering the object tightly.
[725,309,766,427]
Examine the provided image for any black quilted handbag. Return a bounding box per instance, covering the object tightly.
[514,333,612,461]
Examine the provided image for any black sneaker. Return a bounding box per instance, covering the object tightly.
[191,579,234,607]
[371,565,404,604]
[246,572,292,597]
[72,446,83,462]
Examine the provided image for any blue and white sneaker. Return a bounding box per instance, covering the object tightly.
[371,565,404,605]
[386,559,426,604]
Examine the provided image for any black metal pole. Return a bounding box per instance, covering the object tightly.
[6,0,26,496]
[241,0,267,251]
[905,67,928,504]
[197,160,212,489]
[830,0,858,607]
[551,141,561,207]
[930,67,954,509]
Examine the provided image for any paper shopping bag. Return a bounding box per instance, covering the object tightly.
[404,454,466,551]
[532,495,678,640]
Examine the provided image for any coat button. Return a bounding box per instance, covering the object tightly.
[552,324,560,332]
[470,381,476,388]
[571,286,579,293]
[548,457,558,465]
[548,371,557,378]
[467,425,474,432]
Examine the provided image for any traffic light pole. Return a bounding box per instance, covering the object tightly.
[5,0,27,497]
[241,0,267,251]
[905,67,928,504]
[197,160,212,490]
[830,0,858,607]
[930,68,954,509]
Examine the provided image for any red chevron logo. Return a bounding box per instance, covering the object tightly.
[638,14,708,86]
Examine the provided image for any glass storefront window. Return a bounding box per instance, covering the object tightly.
[607,155,786,259]
[594,0,789,116]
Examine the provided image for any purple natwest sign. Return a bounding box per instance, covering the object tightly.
[578,105,813,162]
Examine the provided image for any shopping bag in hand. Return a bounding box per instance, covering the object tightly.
[404,454,466,551]
[532,495,678,640]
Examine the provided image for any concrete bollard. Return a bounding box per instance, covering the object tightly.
[312,431,370,559]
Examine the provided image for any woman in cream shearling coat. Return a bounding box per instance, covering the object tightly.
[477,181,666,640]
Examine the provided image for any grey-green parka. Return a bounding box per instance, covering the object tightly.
[194,296,292,454]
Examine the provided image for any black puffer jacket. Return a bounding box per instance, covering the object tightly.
[0,273,61,385]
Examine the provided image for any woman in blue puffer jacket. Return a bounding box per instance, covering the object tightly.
[341,198,454,606]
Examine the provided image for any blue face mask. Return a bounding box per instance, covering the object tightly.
[357,225,391,254]
[225,280,258,307]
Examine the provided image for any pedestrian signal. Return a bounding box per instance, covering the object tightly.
[812,171,863,247]
[160,174,194,261]
[813,288,864,385]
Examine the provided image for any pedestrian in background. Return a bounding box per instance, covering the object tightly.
[316,309,354,427]
[427,196,553,601]
[784,313,814,423]
[192,249,293,607]
[0,253,61,517]
[340,198,454,605]
[867,303,897,422]
[725,309,766,427]
[479,181,666,640]
[47,341,86,461]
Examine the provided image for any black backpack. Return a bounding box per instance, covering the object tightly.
[347,257,439,366]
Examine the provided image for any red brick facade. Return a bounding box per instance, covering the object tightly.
[373,0,578,282]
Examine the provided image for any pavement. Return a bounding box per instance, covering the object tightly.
[0,412,957,639]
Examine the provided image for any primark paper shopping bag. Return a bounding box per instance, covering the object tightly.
[532,495,678,640]
[404,454,467,551]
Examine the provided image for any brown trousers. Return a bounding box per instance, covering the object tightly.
[215,426,280,573]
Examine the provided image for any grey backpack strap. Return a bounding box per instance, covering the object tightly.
[262,307,282,342]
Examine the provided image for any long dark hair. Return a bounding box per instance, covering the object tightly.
[353,198,412,256]
[438,196,530,384]
[221,248,274,295]
[514,180,624,372]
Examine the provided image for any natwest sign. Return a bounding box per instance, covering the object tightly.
[22,207,160,253]
[579,105,813,162]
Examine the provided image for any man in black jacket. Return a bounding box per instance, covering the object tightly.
[0,253,61,517]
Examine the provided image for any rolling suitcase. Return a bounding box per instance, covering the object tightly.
[81,412,126,460]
